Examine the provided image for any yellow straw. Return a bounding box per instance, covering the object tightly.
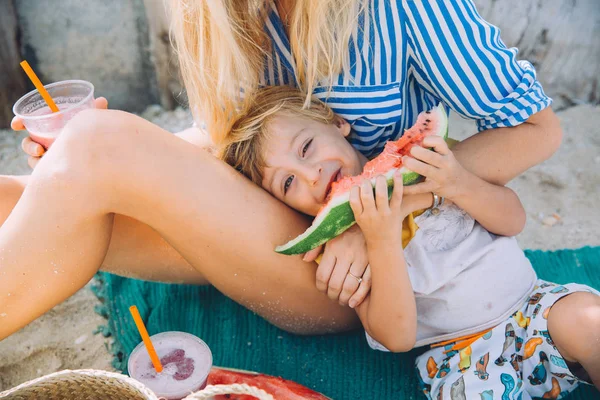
[20,60,59,113]
[129,305,163,373]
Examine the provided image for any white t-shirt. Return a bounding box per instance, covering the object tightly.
[366,202,537,351]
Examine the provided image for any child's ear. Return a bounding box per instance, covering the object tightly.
[334,116,351,137]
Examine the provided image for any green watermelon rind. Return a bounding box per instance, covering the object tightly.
[275,104,449,256]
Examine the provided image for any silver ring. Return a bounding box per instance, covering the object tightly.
[347,272,363,285]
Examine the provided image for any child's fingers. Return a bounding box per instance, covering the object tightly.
[390,170,404,209]
[360,179,375,212]
[349,185,363,217]
[410,146,445,168]
[421,135,450,155]
[403,180,436,196]
[374,175,389,211]
[402,156,440,181]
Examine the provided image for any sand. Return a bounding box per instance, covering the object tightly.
[0,105,598,391]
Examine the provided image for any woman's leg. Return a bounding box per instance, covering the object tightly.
[0,109,358,339]
[0,175,207,284]
[0,176,26,225]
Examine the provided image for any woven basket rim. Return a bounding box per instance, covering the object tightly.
[0,369,158,399]
[0,367,331,400]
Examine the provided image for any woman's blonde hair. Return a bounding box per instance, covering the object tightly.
[219,86,335,185]
[169,0,366,145]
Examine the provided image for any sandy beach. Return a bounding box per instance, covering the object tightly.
[0,105,599,391]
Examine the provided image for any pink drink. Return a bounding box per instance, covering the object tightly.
[128,331,213,400]
[13,80,95,149]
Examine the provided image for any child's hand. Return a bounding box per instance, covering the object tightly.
[401,136,471,201]
[349,171,404,249]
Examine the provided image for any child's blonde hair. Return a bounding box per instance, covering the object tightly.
[219,86,335,185]
[169,0,367,145]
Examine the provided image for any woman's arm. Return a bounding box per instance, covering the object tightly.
[402,1,561,185]
[404,136,526,236]
[451,107,562,186]
[405,108,561,235]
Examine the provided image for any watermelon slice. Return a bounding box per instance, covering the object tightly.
[206,367,331,399]
[275,104,449,255]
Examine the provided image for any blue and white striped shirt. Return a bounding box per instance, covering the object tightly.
[261,0,552,158]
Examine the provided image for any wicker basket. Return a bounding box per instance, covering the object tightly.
[0,369,273,400]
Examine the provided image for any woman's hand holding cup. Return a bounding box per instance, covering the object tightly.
[11,96,108,169]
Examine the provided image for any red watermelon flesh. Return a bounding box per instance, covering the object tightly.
[207,367,330,399]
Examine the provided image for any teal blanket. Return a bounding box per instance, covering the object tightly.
[94,247,600,399]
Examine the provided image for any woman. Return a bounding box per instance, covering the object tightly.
[2,0,562,340]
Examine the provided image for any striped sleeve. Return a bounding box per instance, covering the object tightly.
[401,0,552,131]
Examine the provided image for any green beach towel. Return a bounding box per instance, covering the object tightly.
[94,247,600,399]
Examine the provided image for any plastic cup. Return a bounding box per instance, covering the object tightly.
[127,331,213,400]
[12,80,95,149]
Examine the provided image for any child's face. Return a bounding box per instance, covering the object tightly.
[261,113,367,216]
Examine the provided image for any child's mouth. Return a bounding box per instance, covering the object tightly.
[324,169,342,201]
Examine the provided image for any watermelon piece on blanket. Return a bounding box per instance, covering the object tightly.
[275,104,449,255]
[207,367,331,399]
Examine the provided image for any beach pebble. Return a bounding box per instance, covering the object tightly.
[542,216,560,227]
[74,334,88,345]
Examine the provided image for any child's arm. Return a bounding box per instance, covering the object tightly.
[402,136,526,237]
[349,173,417,352]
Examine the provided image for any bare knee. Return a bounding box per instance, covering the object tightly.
[58,108,137,158]
[43,109,140,181]
[548,292,600,363]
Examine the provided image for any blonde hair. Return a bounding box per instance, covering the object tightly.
[219,86,335,185]
[169,0,366,145]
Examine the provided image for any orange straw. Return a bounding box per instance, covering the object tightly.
[19,60,59,113]
[129,305,163,373]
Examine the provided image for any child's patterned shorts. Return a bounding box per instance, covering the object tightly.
[414,280,599,399]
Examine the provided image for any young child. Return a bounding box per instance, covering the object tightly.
[220,86,600,399]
